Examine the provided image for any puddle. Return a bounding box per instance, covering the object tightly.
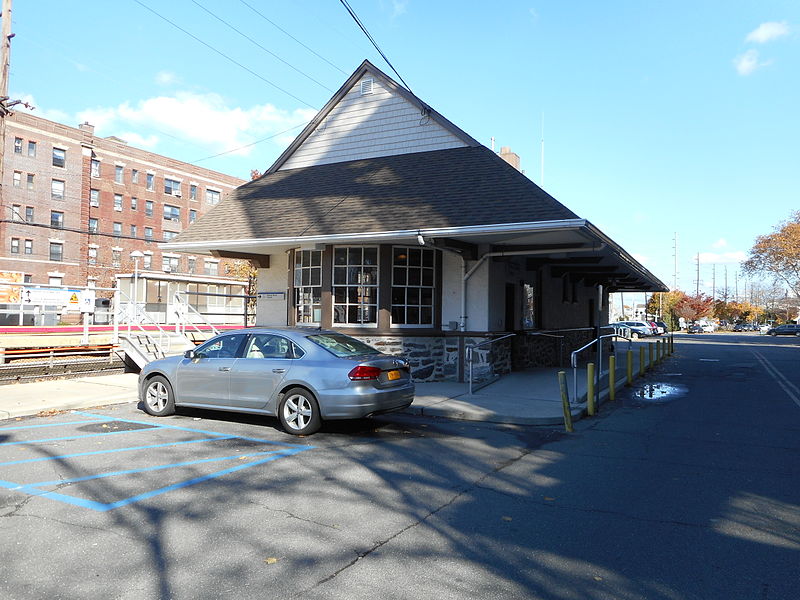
[632,383,687,403]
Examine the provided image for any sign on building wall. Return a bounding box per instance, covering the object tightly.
[21,286,82,309]
[0,271,24,303]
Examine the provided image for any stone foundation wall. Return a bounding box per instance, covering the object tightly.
[354,335,457,382]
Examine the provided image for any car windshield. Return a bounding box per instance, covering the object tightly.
[306,333,382,358]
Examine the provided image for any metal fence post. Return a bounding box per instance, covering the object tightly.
[587,362,596,415]
[626,350,633,386]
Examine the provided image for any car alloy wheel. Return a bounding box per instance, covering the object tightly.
[143,375,176,416]
[279,387,321,435]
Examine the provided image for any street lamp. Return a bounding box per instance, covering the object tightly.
[129,250,144,330]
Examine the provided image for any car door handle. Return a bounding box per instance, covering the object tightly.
[218,367,231,372]
[272,368,286,374]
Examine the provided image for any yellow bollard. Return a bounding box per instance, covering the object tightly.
[558,371,573,433]
[626,350,633,386]
[587,362,596,415]
[639,347,645,377]
[609,355,616,401]
[648,343,654,369]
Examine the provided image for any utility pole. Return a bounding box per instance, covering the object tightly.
[0,0,13,216]
[672,232,678,290]
[712,264,716,300]
[695,252,700,297]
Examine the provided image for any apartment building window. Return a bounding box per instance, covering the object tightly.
[146,173,154,191]
[143,253,152,269]
[112,249,121,268]
[12,171,21,187]
[51,179,65,201]
[10,238,19,254]
[115,165,123,183]
[163,230,177,242]
[25,206,34,222]
[164,178,181,196]
[114,194,123,211]
[333,247,378,325]
[130,224,137,237]
[49,242,63,262]
[24,239,32,255]
[113,222,122,237]
[88,218,98,233]
[132,169,139,184]
[11,204,21,220]
[391,247,435,326]
[90,189,100,207]
[91,159,100,177]
[162,255,179,272]
[204,260,218,276]
[190,184,197,200]
[163,204,180,222]
[50,211,64,229]
[144,227,153,241]
[24,274,32,283]
[187,257,196,274]
[49,276,62,286]
[145,200,153,216]
[131,197,138,210]
[294,250,323,324]
[88,247,97,265]
[28,141,37,157]
[14,137,22,153]
[189,209,197,224]
[52,147,66,168]
[206,189,220,205]
[26,173,34,190]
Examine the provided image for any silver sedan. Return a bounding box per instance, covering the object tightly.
[138,328,415,435]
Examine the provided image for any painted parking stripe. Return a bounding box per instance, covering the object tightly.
[0,417,111,432]
[0,427,201,447]
[753,351,800,409]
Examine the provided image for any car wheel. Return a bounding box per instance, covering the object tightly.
[770,332,777,337]
[632,332,640,339]
[279,388,321,436]
[143,375,176,416]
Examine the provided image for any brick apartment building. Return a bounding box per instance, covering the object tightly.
[0,111,246,291]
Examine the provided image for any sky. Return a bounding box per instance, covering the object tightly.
[5,1,799,300]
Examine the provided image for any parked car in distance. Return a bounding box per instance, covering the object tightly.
[765,324,800,337]
[138,328,415,435]
[611,321,652,338]
[655,321,669,334]
[687,323,704,334]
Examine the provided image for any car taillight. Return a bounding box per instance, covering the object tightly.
[348,365,382,380]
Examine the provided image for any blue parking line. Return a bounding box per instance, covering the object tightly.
[0,417,111,432]
[0,426,228,447]
[0,436,238,467]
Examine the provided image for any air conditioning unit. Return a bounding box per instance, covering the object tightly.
[172,191,182,198]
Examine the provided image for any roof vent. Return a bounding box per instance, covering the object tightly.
[360,78,374,95]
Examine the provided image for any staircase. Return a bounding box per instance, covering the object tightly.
[118,331,195,369]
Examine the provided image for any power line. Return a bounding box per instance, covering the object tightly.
[237,0,348,75]
[188,0,334,93]
[131,0,318,110]
[191,121,309,163]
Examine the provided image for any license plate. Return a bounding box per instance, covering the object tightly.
[387,369,401,381]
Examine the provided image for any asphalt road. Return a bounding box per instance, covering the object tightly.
[1,332,798,600]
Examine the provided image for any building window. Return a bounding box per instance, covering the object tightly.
[131,196,138,210]
[163,230,177,241]
[50,211,64,229]
[162,255,179,272]
[333,247,378,325]
[163,204,180,222]
[88,247,97,265]
[204,260,218,276]
[88,218,98,233]
[12,171,21,187]
[28,141,37,157]
[146,173,154,191]
[90,189,100,207]
[143,254,152,269]
[115,165,123,183]
[112,249,121,268]
[24,274,32,283]
[189,209,197,224]
[51,179,65,201]
[52,147,66,168]
[113,222,122,237]
[24,239,32,255]
[190,184,197,200]
[25,206,34,222]
[187,257,196,273]
[164,178,181,196]
[294,250,322,324]
[391,247,434,326]
[26,173,34,190]
[49,242,63,262]
[10,238,19,254]
[130,224,137,237]
[49,276,62,286]
[206,189,220,205]
[91,159,100,177]
[11,204,22,220]
[145,200,153,216]
[132,169,139,184]
[114,194,123,211]
[144,227,153,241]
[14,137,22,153]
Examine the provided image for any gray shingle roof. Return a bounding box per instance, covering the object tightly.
[174,146,579,243]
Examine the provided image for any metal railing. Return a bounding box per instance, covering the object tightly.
[114,290,172,359]
[173,292,220,338]
[569,327,631,403]
[525,331,566,367]
[466,333,516,395]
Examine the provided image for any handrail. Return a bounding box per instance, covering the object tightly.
[116,290,171,359]
[569,327,631,403]
[466,333,516,395]
[173,292,221,338]
[526,331,566,368]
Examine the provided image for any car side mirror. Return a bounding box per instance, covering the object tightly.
[184,349,196,359]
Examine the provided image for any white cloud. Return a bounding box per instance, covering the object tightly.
[733,49,769,75]
[155,71,178,86]
[712,238,728,249]
[745,21,790,43]
[392,0,408,18]
[75,92,315,157]
[698,250,747,264]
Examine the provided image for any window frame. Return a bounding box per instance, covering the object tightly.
[52,147,66,168]
[293,249,323,326]
[49,242,63,262]
[390,246,435,328]
[332,246,379,328]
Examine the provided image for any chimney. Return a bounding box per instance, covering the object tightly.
[78,121,95,135]
[499,146,521,171]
